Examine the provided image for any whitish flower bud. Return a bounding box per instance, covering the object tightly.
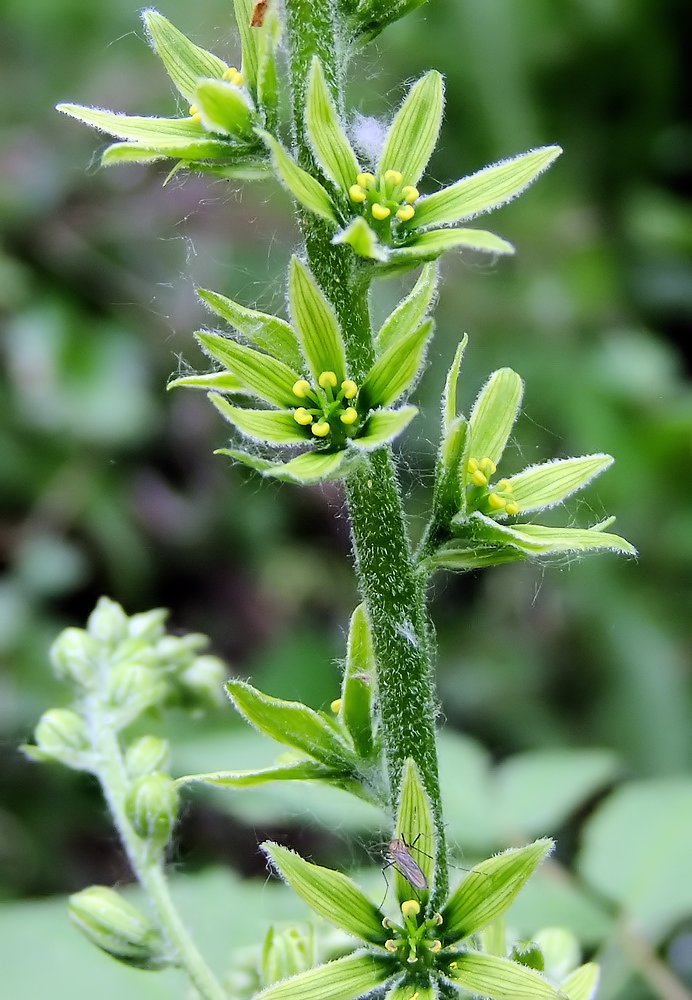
[68,885,169,969]
[156,633,207,665]
[126,772,179,849]
[49,627,99,687]
[261,925,315,987]
[107,663,168,724]
[127,607,168,642]
[34,708,90,767]
[87,596,129,645]
[125,736,170,779]
[179,655,226,707]
[534,927,581,981]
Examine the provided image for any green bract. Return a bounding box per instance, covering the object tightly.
[170,257,431,483]
[258,56,561,269]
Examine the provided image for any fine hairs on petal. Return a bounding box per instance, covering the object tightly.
[349,113,388,164]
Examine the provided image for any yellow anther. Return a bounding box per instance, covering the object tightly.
[293,407,314,426]
[292,378,311,398]
[371,203,391,221]
[330,698,342,713]
[496,478,512,492]
[488,492,506,511]
[505,501,520,516]
[311,421,331,438]
[357,172,376,189]
[407,954,418,964]
[349,184,367,203]
[467,457,479,473]
[479,457,497,475]
[471,469,488,487]
[429,940,442,953]
[188,105,202,124]
[384,169,403,186]
[402,185,419,203]
[410,993,420,1000]
[340,407,358,426]
[401,899,420,919]
[449,961,458,969]
[384,939,398,953]
[341,379,358,399]
[396,205,416,222]
[222,66,244,85]
[318,370,338,389]
[382,916,393,929]
[432,912,443,925]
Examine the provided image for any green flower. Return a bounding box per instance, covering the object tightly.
[57,4,279,175]
[422,340,636,571]
[261,57,561,270]
[170,258,435,484]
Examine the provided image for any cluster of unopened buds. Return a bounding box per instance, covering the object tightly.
[383,900,443,968]
[467,456,520,516]
[292,371,360,439]
[189,65,244,123]
[348,170,420,226]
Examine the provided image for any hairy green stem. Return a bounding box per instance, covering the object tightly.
[284,0,448,905]
[87,709,226,1000]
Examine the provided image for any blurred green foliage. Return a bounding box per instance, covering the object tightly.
[0,0,690,997]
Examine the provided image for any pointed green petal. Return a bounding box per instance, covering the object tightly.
[167,371,246,392]
[393,759,436,903]
[441,840,553,945]
[227,679,354,766]
[264,450,349,484]
[142,10,227,102]
[423,543,524,573]
[256,8,281,129]
[449,952,562,999]
[233,0,259,89]
[341,605,376,759]
[393,228,515,263]
[443,334,468,432]
[176,759,338,788]
[333,217,388,262]
[350,407,417,451]
[195,333,300,407]
[505,454,614,514]
[101,140,232,164]
[361,320,433,409]
[264,843,386,943]
[386,984,435,1000]
[256,952,393,1000]
[306,58,360,191]
[198,288,303,371]
[258,130,337,223]
[194,79,255,137]
[378,71,444,186]
[376,264,438,355]
[289,257,347,382]
[414,145,562,229]
[214,447,276,474]
[210,399,308,445]
[467,367,524,471]
[57,104,205,142]
[463,512,637,557]
[562,963,600,1000]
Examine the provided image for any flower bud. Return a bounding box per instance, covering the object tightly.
[68,885,169,969]
[127,607,168,642]
[261,924,315,987]
[533,927,581,981]
[107,663,168,724]
[125,736,170,779]
[179,655,226,707]
[126,772,179,849]
[49,627,99,687]
[87,596,129,645]
[34,708,90,768]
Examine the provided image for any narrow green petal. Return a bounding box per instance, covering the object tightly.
[449,952,562,999]
[176,760,338,788]
[256,8,281,127]
[422,544,524,573]
[376,264,438,355]
[441,840,553,945]
[386,983,436,1000]
[264,450,349,484]
[209,399,308,445]
[194,79,255,137]
[505,454,614,514]
[393,759,436,904]
[289,257,347,382]
[101,140,232,164]
[463,512,637,557]
[57,104,205,142]
[198,288,303,371]
[562,963,600,1000]
[142,10,228,102]
[378,71,444,186]
[232,0,259,89]
[167,371,246,392]
[195,333,300,407]
[333,217,388,261]
[393,228,515,263]
[264,843,386,943]
[258,130,337,223]
[442,334,468,432]
[361,320,433,409]
[341,605,376,759]
[414,145,562,229]
[256,952,393,1000]
[306,58,360,190]
[467,367,524,471]
[214,447,276,475]
[350,407,417,451]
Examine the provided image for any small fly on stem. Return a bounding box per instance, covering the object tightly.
[385,835,429,891]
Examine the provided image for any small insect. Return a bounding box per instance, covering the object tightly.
[385,835,429,891]
[250,0,269,27]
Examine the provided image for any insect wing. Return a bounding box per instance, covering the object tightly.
[388,838,428,890]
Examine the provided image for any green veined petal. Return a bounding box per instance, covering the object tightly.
[422,543,525,573]
[466,367,524,472]
[393,758,436,904]
[258,129,337,223]
[378,71,444,186]
[232,0,259,90]
[340,605,376,759]
[194,79,256,137]
[195,333,300,407]
[266,450,349,483]
[210,399,309,445]
[361,320,433,409]
[176,759,339,788]
[333,217,388,261]
[57,104,206,142]
[505,454,614,514]
[350,407,418,451]
[255,952,393,1000]
[198,289,303,371]
[442,334,468,432]
[562,963,600,1000]
[386,981,435,1000]
[393,228,515,263]
[449,952,562,999]
[462,512,637,557]
[101,140,232,164]
[289,257,347,382]
[142,10,228,102]
[376,263,438,355]
[306,57,360,191]
[167,371,246,392]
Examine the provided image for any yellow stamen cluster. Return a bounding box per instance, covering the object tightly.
[348,169,420,226]
[222,66,244,86]
[330,698,342,714]
[188,104,202,125]
[466,457,520,516]
[382,903,445,969]
[291,372,361,439]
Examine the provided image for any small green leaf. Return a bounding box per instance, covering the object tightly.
[233,0,259,89]
[209,399,308,445]
[443,335,468,432]
[57,104,205,142]
[350,407,418,450]
[376,263,438,355]
[449,952,561,999]
[466,368,524,471]
[227,679,355,767]
[394,759,436,903]
[306,58,360,191]
[194,79,255,137]
[289,257,347,382]
[142,10,228,102]
[361,320,433,408]
[256,952,393,1000]
[258,130,337,223]
[198,288,303,371]
[378,71,444,186]
[414,145,562,229]
[441,840,553,944]
[167,371,246,392]
[561,963,600,1000]
[423,543,524,573]
[333,217,388,261]
[196,333,299,407]
[393,228,515,263]
[341,605,376,759]
[505,454,614,514]
[101,140,232,164]
[264,843,386,943]
[176,759,339,788]
[464,513,637,557]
